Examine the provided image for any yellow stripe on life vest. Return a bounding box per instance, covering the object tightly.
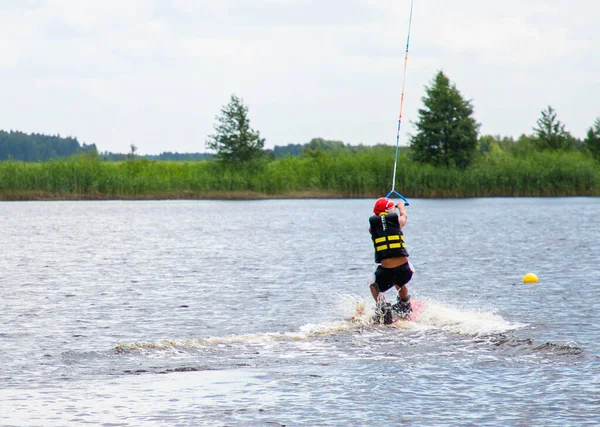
[376,244,388,252]
[389,243,401,249]
[387,235,400,241]
[374,237,387,244]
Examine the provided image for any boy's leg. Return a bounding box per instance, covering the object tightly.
[369,282,380,302]
[392,284,412,317]
[397,284,409,300]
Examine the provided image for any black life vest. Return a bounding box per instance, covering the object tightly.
[369,213,408,263]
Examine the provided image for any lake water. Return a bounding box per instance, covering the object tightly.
[1,198,599,426]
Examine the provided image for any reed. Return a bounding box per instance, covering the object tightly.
[0,149,598,200]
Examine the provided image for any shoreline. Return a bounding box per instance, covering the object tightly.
[1,190,598,201]
[0,190,364,201]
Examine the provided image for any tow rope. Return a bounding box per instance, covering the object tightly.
[386,0,414,206]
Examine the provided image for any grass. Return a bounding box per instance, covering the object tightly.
[0,149,599,200]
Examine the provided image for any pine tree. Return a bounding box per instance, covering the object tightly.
[584,117,600,160]
[410,71,479,168]
[533,106,573,150]
[206,94,265,163]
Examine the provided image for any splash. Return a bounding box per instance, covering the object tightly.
[115,320,364,353]
[114,296,378,353]
[339,294,525,335]
[114,295,525,353]
[414,299,525,335]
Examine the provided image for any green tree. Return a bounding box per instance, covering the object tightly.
[533,106,573,150]
[477,135,506,160]
[510,134,539,158]
[0,130,91,161]
[584,117,600,160]
[127,143,137,161]
[206,94,265,163]
[478,135,500,155]
[410,71,479,168]
[304,138,345,152]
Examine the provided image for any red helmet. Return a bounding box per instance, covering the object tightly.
[373,197,395,215]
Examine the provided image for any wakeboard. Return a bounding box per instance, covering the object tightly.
[372,300,425,325]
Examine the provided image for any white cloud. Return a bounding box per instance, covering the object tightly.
[0,0,598,154]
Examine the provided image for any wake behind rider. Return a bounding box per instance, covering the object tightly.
[368,197,414,323]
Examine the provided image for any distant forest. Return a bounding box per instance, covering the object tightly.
[100,151,214,162]
[0,130,216,162]
[0,130,360,162]
[0,130,98,162]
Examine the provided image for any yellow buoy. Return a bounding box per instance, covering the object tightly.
[523,273,539,284]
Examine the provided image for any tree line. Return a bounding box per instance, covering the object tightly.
[0,132,218,163]
[2,71,599,166]
[0,128,364,162]
[0,131,98,162]
[1,69,599,201]
[206,72,600,167]
[99,151,214,162]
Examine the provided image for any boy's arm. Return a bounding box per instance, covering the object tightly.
[397,202,407,228]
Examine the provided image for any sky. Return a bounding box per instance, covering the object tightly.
[0,0,598,155]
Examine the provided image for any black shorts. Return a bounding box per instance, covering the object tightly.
[373,262,413,293]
